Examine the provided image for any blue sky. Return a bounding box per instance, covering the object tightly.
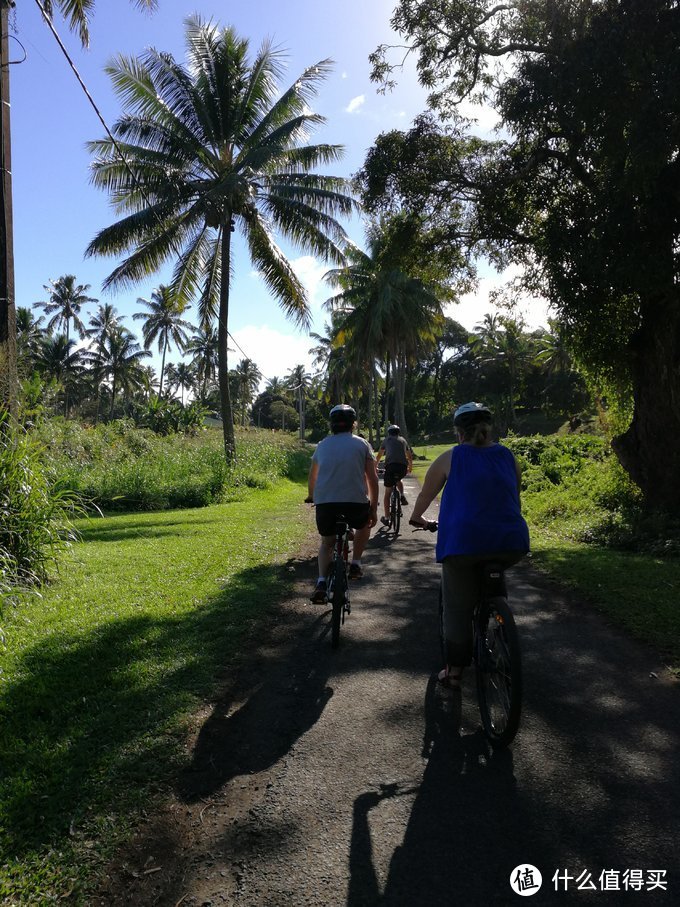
[9,0,548,382]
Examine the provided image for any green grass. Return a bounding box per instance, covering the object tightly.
[0,479,313,904]
[410,441,680,672]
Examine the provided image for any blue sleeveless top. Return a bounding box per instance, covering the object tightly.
[435,443,530,562]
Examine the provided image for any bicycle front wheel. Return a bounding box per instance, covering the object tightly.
[475,597,522,747]
[331,556,347,649]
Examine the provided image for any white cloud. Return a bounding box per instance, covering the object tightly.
[290,255,330,310]
[230,324,316,386]
[341,71,348,79]
[345,94,365,114]
[446,265,551,331]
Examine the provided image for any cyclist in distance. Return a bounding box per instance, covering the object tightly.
[376,425,413,525]
[409,403,529,687]
[306,404,379,603]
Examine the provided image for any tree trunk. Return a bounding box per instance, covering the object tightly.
[612,295,680,510]
[218,221,236,463]
[384,355,391,427]
[0,5,17,419]
[394,351,408,437]
[373,363,380,444]
[159,337,167,397]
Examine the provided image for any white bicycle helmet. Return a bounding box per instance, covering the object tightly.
[387,424,400,435]
[453,402,492,426]
[329,404,357,426]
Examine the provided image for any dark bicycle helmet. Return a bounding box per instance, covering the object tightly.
[387,424,400,436]
[329,404,357,429]
[453,401,492,427]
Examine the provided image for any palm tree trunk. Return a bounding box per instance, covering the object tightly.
[384,355,391,426]
[159,337,167,397]
[110,377,117,420]
[218,222,236,463]
[64,321,70,419]
[373,363,380,443]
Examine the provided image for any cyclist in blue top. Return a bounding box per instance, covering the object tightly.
[409,402,529,687]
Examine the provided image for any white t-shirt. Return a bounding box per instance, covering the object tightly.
[312,432,375,504]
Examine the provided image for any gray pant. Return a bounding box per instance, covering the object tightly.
[440,552,525,666]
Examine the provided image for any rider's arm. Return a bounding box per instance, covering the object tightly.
[365,455,379,524]
[375,447,384,465]
[410,450,451,526]
[307,460,319,501]
[406,447,413,473]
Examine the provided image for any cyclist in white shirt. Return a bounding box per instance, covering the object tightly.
[306,405,379,602]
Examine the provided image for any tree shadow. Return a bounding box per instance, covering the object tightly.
[177,606,335,802]
[0,561,308,861]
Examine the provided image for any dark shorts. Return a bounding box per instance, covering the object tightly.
[315,502,371,537]
[383,463,407,487]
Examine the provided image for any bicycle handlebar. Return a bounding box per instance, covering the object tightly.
[409,519,438,532]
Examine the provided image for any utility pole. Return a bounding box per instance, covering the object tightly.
[0,0,17,417]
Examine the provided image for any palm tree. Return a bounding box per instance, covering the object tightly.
[85,303,126,347]
[34,333,84,417]
[34,275,97,346]
[86,17,353,463]
[133,286,193,396]
[89,325,150,418]
[324,230,444,436]
[186,325,219,401]
[166,361,197,407]
[235,358,263,426]
[16,307,45,377]
[0,1,157,415]
[286,364,312,439]
[265,376,287,397]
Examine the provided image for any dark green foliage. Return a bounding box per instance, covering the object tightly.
[0,412,80,592]
[366,0,680,506]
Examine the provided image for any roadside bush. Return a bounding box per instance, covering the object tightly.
[516,435,679,557]
[32,421,310,512]
[0,413,79,593]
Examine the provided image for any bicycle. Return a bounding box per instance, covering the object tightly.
[306,498,352,648]
[410,519,523,748]
[387,482,402,535]
[326,514,353,648]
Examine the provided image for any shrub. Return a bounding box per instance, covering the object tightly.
[31,422,310,513]
[0,412,79,593]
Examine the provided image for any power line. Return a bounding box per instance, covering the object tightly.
[32,0,256,369]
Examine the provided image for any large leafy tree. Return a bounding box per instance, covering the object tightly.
[0,1,157,415]
[86,16,353,462]
[133,286,192,396]
[368,0,680,509]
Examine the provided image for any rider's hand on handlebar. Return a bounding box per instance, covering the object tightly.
[409,518,438,532]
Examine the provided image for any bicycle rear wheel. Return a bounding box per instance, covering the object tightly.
[475,597,522,747]
[331,555,347,648]
[393,491,401,535]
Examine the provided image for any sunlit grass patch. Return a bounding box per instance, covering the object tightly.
[0,479,313,903]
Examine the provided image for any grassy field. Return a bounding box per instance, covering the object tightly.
[410,442,680,672]
[0,479,313,904]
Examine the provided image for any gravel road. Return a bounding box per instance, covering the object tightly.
[98,475,680,906]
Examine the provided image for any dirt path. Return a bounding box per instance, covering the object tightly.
[96,476,680,906]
